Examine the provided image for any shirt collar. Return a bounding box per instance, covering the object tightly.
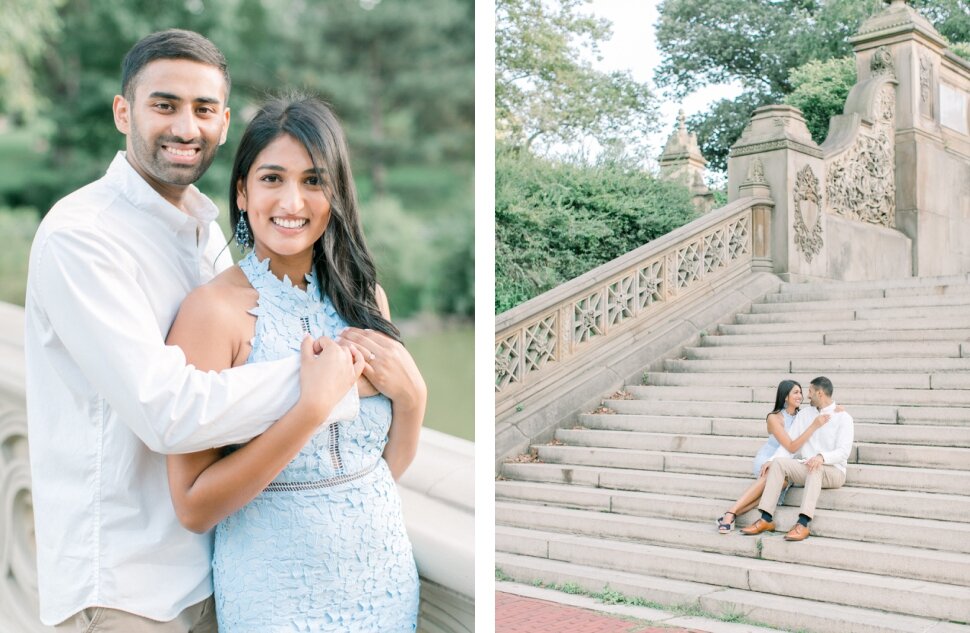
[819,402,838,414]
[104,151,219,231]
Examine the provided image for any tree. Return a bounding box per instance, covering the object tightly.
[784,56,857,144]
[496,0,656,158]
[657,0,969,172]
[0,0,63,121]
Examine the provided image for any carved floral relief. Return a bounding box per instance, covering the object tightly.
[793,165,824,263]
[825,84,896,227]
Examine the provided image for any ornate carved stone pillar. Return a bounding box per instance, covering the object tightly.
[727,105,825,279]
[658,110,716,213]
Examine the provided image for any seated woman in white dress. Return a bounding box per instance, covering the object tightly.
[716,380,839,533]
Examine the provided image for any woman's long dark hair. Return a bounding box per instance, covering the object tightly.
[769,380,801,416]
[230,93,401,342]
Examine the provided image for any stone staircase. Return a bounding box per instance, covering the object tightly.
[495,274,970,633]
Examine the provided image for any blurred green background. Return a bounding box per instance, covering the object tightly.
[0,0,474,440]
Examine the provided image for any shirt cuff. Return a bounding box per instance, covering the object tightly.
[326,385,360,423]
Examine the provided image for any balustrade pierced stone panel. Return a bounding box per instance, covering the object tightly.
[607,275,636,328]
[524,315,558,373]
[704,229,727,274]
[677,242,702,288]
[496,205,760,402]
[727,216,751,260]
[573,291,604,345]
[637,260,665,310]
[495,333,521,392]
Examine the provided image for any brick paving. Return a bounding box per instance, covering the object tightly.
[496,591,708,633]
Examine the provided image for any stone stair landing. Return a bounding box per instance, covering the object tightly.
[495,275,970,633]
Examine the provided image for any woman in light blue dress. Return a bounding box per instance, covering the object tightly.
[716,380,836,534]
[164,95,424,631]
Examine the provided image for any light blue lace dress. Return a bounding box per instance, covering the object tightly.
[212,253,419,632]
[751,409,796,476]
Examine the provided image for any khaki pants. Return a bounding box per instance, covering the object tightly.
[54,596,216,633]
[758,457,846,520]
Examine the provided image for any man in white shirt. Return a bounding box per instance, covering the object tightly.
[26,30,355,632]
[740,376,854,541]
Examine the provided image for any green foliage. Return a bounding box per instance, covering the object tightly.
[0,0,63,121]
[496,0,656,158]
[0,0,473,319]
[951,41,970,61]
[495,144,697,313]
[657,0,969,173]
[687,92,774,173]
[785,56,857,144]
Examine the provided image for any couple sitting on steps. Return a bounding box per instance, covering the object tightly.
[716,376,854,542]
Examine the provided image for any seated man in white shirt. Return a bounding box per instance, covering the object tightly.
[740,376,854,542]
[25,30,361,632]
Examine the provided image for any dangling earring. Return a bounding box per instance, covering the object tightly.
[235,210,253,249]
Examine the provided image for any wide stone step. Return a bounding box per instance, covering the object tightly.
[536,441,970,488]
[702,328,970,346]
[663,357,970,375]
[495,503,970,587]
[495,552,970,633]
[763,282,970,303]
[607,397,970,426]
[605,398,903,422]
[683,341,966,360]
[642,371,970,390]
[750,292,970,314]
[495,527,970,622]
[719,315,970,335]
[500,463,970,522]
[736,303,970,324]
[576,414,970,448]
[494,481,970,554]
[778,274,970,295]
[625,384,970,406]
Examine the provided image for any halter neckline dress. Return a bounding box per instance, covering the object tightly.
[212,252,419,632]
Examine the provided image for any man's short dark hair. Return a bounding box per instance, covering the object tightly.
[121,29,230,101]
[811,376,834,397]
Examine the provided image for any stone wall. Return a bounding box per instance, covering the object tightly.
[728,0,969,281]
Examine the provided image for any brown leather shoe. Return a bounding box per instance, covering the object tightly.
[784,524,810,541]
[740,518,775,535]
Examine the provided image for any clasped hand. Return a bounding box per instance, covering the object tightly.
[336,327,427,409]
[297,335,366,421]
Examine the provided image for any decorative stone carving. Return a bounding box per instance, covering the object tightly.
[524,315,557,373]
[743,158,767,186]
[793,165,824,263]
[494,333,520,392]
[870,46,896,79]
[826,84,896,228]
[637,260,664,310]
[919,53,931,103]
[573,292,602,344]
[606,275,635,329]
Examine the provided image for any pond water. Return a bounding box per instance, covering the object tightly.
[405,324,474,441]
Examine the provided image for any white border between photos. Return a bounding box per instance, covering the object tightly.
[474,0,497,631]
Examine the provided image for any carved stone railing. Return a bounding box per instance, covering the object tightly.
[495,196,773,418]
[0,302,473,633]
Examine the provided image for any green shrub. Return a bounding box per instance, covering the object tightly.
[496,146,697,313]
[784,56,857,144]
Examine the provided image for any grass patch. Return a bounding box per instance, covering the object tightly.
[495,567,512,582]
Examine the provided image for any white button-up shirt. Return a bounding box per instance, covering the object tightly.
[24,152,352,625]
[770,402,854,473]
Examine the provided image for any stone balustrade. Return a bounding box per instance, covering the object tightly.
[495,196,775,462]
[0,302,473,633]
